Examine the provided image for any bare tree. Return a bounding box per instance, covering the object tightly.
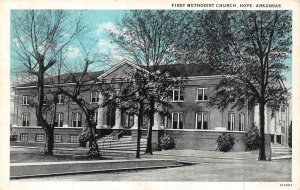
[109,10,188,154]
[11,10,87,155]
[101,69,181,158]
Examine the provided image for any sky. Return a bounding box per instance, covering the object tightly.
[10,10,292,88]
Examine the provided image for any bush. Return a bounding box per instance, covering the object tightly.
[10,129,18,141]
[216,133,235,152]
[245,125,261,151]
[78,128,93,147]
[159,134,175,150]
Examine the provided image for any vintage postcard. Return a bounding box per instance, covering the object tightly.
[0,0,299,190]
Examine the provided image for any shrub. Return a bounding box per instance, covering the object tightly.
[10,130,18,141]
[245,125,261,151]
[216,133,235,152]
[78,128,93,147]
[159,134,175,150]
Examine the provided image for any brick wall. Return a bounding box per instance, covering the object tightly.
[165,129,247,151]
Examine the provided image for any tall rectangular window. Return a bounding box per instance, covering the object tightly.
[197,88,209,101]
[22,95,29,105]
[196,112,209,130]
[90,91,99,103]
[172,89,184,102]
[72,112,82,127]
[21,113,30,126]
[228,113,235,131]
[172,112,183,129]
[54,113,64,127]
[57,94,64,104]
[239,113,245,131]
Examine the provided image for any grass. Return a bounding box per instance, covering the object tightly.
[10,150,109,163]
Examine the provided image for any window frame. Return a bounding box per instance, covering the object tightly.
[54,134,62,143]
[172,88,184,102]
[21,112,30,126]
[54,112,64,127]
[57,94,64,104]
[35,134,45,142]
[90,91,99,103]
[239,113,245,131]
[228,112,235,131]
[70,135,79,143]
[72,112,82,127]
[22,95,29,105]
[171,112,184,129]
[20,133,28,142]
[196,88,209,101]
[195,112,209,130]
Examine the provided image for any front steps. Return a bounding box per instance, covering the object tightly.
[271,143,292,155]
[97,135,148,158]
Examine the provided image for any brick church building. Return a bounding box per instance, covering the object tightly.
[11,59,291,151]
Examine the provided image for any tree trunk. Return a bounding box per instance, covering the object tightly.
[37,66,55,155]
[87,116,101,158]
[258,102,266,161]
[136,101,144,158]
[45,127,54,155]
[145,98,154,154]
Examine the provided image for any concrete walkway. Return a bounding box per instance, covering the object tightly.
[11,158,184,179]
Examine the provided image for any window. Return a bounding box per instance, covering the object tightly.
[54,113,64,127]
[172,89,184,102]
[70,135,79,143]
[20,133,28,142]
[90,91,99,103]
[196,112,209,130]
[54,134,62,143]
[239,113,245,131]
[197,88,209,101]
[35,134,45,142]
[57,95,64,104]
[72,112,82,127]
[21,113,30,126]
[172,112,183,129]
[22,95,29,105]
[228,113,235,131]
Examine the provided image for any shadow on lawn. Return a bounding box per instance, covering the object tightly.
[10,151,110,163]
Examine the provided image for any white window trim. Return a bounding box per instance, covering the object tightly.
[196,88,209,101]
[195,112,209,130]
[90,91,99,103]
[57,95,64,104]
[56,113,64,127]
[171,112,183,129]
[172,89,184,102]
[21,113,30,126]
[72,112,82,127]
[22,95,29,105]
[229,113,235,131]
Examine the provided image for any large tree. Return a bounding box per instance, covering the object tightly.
[109,10,187,154]
[101,69,181,158]
[11,10,86,155]
[203,10,291,160]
